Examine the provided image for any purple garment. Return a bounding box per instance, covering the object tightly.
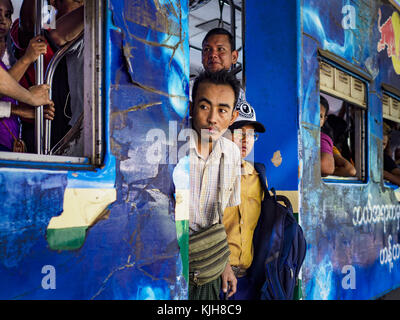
[320,132,333,155]
[0,60,19,151]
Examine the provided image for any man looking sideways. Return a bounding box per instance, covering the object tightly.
[189,69,241,300]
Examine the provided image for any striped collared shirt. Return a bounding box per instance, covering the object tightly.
[189,129,241,234]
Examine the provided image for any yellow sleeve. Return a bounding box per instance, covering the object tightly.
[332,145,341,155]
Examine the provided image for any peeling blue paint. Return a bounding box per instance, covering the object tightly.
[0,0,188,300]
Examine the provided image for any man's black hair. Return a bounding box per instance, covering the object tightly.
[192,69,241,109]
[202,27,235,51]
[320,95,330,114]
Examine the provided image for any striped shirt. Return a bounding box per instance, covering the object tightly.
[189,129,241,233]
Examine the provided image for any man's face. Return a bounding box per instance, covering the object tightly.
[191,82,238,143]
[232,125,257,159]
[201,34,238,72]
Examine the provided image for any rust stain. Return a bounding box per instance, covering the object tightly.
[129,80,186,100]
[91,255,136,300]
[110,102,162,126]
[123,101,163,113]
[125,1,181,36]
[120,0,185,70]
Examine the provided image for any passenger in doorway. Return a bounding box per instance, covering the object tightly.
[383,126,400,186]
[221,101,266,300]
[0,0,54,151]
[320,96,356,177]
[11,0,84,153]
[189,70,241,300]
[201,27,239,74]
[190,28,245,107]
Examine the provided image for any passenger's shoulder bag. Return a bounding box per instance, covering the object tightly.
[1,119,26,153]
[249,162,307,300]
[189,154,230,286]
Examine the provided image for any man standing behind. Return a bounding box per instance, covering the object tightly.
[190,28,245,107]
[189,69,241,300]
[222,101,266,300]
[201,27,238,73]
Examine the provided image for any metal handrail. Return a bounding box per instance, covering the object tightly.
[43,33,83,155]
[34,0,44,154]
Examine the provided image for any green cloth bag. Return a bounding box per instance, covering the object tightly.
[189,223,230,286]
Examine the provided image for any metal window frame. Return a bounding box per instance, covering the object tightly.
[382,88,400,188]
[0,0,104,168]
[318,58,369,183]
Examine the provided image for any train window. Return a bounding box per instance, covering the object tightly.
[382,91,400,188]
[0,1,103,167]
[383,93,400,123]
[189,0,244,83]
[319,61,367,182]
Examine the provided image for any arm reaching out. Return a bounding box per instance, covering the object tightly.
[333,152,356,177]
[0,68,52,106]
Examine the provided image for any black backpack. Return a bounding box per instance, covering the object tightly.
[248,163,307,300]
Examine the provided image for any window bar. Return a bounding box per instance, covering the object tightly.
[44,35,83,155]
[229,0,236,51]
[34,0,45,154]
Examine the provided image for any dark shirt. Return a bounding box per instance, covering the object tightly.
[384,154,398,173]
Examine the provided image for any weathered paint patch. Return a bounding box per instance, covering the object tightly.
[46,188,116,250]
[271,150,282,167]
[46,226,88,251]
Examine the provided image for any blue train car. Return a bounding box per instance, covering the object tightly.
[3,0,400,301]
[245,0,400,299]
[0,0,188,299]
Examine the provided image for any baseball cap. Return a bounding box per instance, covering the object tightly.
[229,101,266,133]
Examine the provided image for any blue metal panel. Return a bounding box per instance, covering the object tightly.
[245,0,300,192]
[0,0,188,300]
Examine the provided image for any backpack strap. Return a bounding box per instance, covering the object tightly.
[253,162,293,211]
[217,153,225,224]
[253,162,268,191]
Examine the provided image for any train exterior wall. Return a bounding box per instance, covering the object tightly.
[0,0,189,300]
[246,0,400,299]
[300,0,400,299]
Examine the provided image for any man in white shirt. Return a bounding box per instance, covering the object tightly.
[189,69,241,300]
